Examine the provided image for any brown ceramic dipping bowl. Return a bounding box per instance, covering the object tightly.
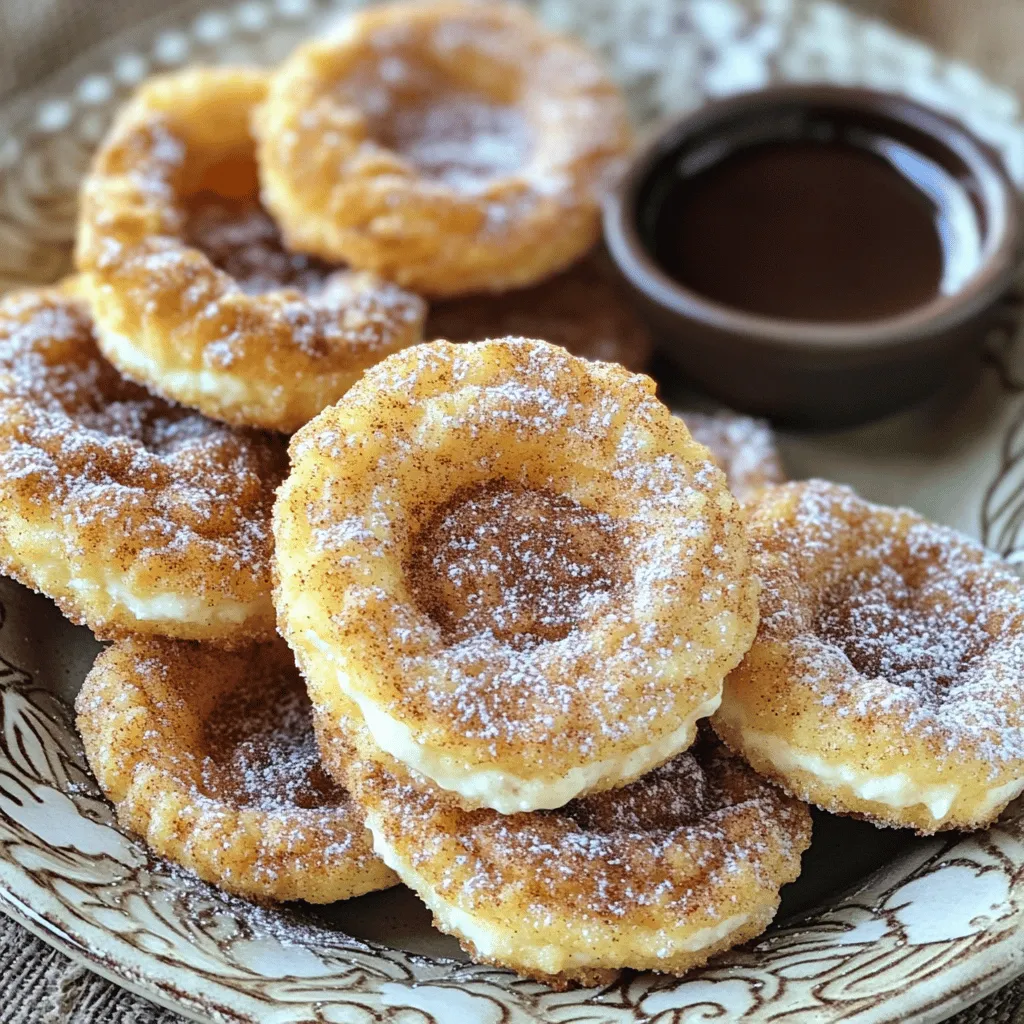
[604,86,1021,427]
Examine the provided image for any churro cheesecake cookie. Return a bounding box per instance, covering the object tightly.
[78,637,397,902]
[714,480,1024,833]
[317,706,810,988]
[0,285,283,645]
[76,66,425,432]
[275,337,758,812]
[255,1,632,296]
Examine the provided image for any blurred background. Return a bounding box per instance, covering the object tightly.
[862,0,1024,95]
[2,1,1024,100]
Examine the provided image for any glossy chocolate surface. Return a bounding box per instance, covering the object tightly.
[649,136,963,322]
[604,87,1020,427]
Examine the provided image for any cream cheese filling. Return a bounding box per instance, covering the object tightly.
[5,515,265,626]
[89,575,265,625]
[348,675,721,813]
[728,721,1024,823]
[368,819,752,975]
[98,328,253,404]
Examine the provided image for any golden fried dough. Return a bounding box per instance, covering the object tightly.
[255,2,632,296]
[77,637,397,902]
[0,286,282,644]
[319,703,810,987]
[76,67,425,431]
[714,480,1024,833]
[275,338,758,813]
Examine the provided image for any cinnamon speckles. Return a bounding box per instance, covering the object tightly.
[335,732,811,985]
[76,66,425,431]
[184,195,335,296]
[76,636,397,903]
[407,479,625,645]
[565,751,706,832]
[0,286,283,645]
[275,337,758,811]
[202,668,345,813]
[254,0,632,296]
[714,479,1024,832]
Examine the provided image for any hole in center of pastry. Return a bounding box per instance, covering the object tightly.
[201,672,344,811]
[185,194,336,295]
[565,753,708,832]
[371,91,532,191]
[408,478,623,646]
[816,562,987,700]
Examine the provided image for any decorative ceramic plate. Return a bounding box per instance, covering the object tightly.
[4,0,1024,1021]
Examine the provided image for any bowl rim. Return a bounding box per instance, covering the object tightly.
[603,84,1022,354]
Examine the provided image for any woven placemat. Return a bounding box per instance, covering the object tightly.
[1,1,1023,1022]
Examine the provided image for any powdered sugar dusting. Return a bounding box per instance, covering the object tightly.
[294,0,629,217]
[407,479,623,645]
[375,92,532,192]
[182,195,425,357]
[359,742,810,923]
[185,195,335,296]
[203,671,344,813]
[78,78,427,404]
[682,410,785,503]
[755,480,1024,765]
[0,290,284,596]
[78,638,388,899]
[336,49,543,197]
[566,751,706,832]
[285,338,757,772]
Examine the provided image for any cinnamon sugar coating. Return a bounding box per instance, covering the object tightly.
[407,478,625,645]
[714,480,1024,832]
[0,286,283,644]
[274,338,758,813]
[75,66,425,432]
[76,637,396,903]
[317,702,810,987]
[682,411,786,503]
[254,1,632,297]
[426,253,652,370]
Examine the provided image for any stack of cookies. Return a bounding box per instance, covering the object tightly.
[273,334,812,985]
[1,0,1022,992]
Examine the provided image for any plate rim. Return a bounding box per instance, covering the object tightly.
[2,865,1023,1024]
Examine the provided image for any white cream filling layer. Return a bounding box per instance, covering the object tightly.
[975,776,1024,817]
[99,328,252,404]
[731,723,1024,823]
[7,515,264,627]
[88,575,263,625]
[369,821,751,975]
[350,680,721,814]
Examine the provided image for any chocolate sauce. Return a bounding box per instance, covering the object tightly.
[648,131,982,322]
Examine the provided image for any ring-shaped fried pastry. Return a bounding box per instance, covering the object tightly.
[316,701,810,988]
[274,338,758,813]
[713,480,1024,833]
[682,411,786,503]
[254,1,632,297]
[76,66,426,432]
[426,252,652,370]
[77,637,397,903]
[0,286,283,644]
